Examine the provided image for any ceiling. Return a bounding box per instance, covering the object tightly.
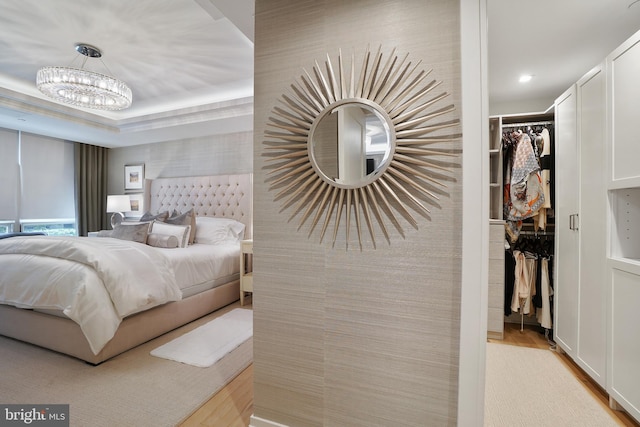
[488,0,640,115]
[0,1,638,147]
[0,0,255,148]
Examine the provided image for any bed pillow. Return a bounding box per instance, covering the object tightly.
[149,221,191,248]
[194,216,246,245]
[146,232,179,248]
[109,222,150,243]
[139,210,170,222]
[165,209,196,244]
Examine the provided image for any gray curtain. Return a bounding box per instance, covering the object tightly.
[74,142,109,236]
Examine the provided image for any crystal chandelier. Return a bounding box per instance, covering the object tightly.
[36,43,132,111]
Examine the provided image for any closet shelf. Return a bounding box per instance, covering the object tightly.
[608,176,640,191]
[609,257,640,275]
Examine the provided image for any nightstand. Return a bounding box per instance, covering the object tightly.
[239,239,253,306]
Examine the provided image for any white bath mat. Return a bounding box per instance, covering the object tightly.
[151,308,253,367]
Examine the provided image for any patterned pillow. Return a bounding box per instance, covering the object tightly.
[110,222,150,244]
[139,211,170,222]
[165,208,196,244]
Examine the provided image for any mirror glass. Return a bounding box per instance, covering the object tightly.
[309,101,394,188]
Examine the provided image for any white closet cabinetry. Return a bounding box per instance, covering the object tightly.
[554,29,640,422]
[487,117,504,339]
[606,31,640,421]
[554,86,580,356]
[489,117,503,221]
[554,64,608,389]
[576,65,607,387]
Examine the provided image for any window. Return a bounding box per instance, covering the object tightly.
[0,221,14,235]
[21,220,76,237]
[0,130,77,235]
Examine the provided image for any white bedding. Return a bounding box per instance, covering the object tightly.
[158,242,240,294]
[0,236,183,354]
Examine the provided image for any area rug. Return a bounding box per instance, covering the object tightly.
[485,343,619,426]
[0,304,252,427]
[151,307,253,367]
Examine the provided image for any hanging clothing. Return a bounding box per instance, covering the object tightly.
[540,128,552,209]
[536,257,554,329]
[503,147,522,242]
[510,250,535,314]
[504,132,545,242]
[508,132,545,219]
[504,247,516,316]
[505,235,554,329]
[532,127,552,230]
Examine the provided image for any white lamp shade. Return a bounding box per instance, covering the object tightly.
[106,195,131,213]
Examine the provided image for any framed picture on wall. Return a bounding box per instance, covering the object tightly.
[124,164,144,191]
[125,193,144,218]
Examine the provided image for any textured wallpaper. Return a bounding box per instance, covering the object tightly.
[253,1,462,426]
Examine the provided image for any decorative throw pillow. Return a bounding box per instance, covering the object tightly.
[139,210,170,222]
[149,221,191,248]
[96,230,114,238]
[110,222,150,243]
[165,208,196,244]
[146,232,179,248]
[194,217,246,245]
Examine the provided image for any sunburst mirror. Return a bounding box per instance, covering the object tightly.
[264,46,460,249]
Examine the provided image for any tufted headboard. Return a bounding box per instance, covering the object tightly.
[143,174,253,238]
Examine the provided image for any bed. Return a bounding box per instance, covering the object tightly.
[0,173,252,364]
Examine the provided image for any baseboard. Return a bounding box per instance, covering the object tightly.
[249,415,290,427]
[487,330,504,340]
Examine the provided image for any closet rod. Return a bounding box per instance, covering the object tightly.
[502,121,554,128]
[519,230,554,236]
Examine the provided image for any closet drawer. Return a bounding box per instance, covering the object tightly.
[488,280,503,309]
[489,221,505,242]
[489,242,504,260]
[487,307,504,339]
[488,258,503,285]
[489,221,506,260]
[488,221,506,339]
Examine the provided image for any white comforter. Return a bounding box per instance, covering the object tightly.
[0,236,182,354]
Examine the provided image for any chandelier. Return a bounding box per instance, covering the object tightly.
[36,43,132,111]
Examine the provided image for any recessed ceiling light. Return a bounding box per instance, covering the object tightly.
[519,74,533,83]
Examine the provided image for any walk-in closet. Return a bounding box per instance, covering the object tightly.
[488,112,555,340]
[487,28,640,423]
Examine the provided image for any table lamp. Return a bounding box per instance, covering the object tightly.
[106,195,131,228]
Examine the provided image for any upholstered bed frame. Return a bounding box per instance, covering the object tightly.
[0,173,252,364]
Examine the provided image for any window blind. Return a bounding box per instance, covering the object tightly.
[20,132,76,220]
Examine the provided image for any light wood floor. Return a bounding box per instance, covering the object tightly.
[180,363,253,427]
[180,299,254,427]
[181,313,638,427]
[490,323,639,427]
